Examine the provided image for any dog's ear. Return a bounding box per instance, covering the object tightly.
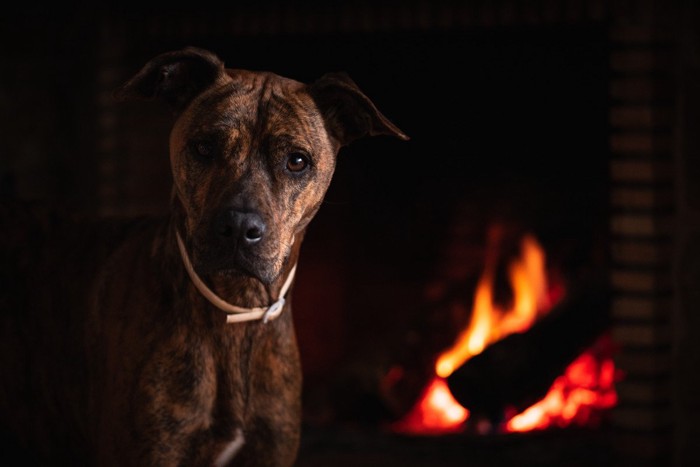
[308,72,409,147]
[114,47,226,112]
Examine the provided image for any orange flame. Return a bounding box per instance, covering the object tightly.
[391,232,618,435]
[436,234,548,378]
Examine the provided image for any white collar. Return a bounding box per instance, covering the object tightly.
[175,231,296,324]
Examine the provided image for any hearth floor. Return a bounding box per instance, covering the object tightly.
[295,425,616,467]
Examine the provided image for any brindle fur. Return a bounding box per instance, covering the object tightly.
[0,47,407,466]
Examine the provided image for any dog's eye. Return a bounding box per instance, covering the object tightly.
[286,152,310,173]
[193,141,214,159]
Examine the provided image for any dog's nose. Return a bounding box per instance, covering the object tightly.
[216,210,266,244]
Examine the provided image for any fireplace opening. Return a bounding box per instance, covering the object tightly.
[289,22,615,447]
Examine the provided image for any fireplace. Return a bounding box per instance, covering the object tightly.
[3,1,699,466]
[288,15,613,426]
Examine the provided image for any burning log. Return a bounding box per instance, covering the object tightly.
[445,272,611,425]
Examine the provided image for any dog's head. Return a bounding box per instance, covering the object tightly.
[115,47,408,284]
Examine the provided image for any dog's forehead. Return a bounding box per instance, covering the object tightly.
[216,69,311,114]
[171,68,334,163]
[184,69,324,138]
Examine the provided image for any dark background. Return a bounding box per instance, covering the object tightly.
[0,2,619,466]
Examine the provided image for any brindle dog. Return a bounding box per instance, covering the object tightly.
[0,47,407,466]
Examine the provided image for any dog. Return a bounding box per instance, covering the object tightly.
[0,46,407,466]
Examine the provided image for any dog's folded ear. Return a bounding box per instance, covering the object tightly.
[308,72,409,147]
[114,47,226,112]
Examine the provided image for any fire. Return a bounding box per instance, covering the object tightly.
[390,232,618,435]
[390,377,469,435]
[505,338,618,432]
[435,234,549,378]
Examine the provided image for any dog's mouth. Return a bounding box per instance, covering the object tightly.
[191,240,284,285]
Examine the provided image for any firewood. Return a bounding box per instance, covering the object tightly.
[446,272,611,424]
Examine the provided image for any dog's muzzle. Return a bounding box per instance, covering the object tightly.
[216,209,266,246]
[195,208,279,282]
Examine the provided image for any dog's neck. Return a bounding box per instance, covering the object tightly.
[175,230,297,323]
[164,198,306,322]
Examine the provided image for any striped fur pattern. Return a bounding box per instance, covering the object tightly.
[0,47,407,466]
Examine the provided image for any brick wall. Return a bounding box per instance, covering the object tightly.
[607,2,676,464]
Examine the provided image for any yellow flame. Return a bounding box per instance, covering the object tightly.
[435,234,548,378]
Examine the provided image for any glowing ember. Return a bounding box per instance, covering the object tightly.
[506,336,619,432]
[391,377,469,435]
[390,231,618,435]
